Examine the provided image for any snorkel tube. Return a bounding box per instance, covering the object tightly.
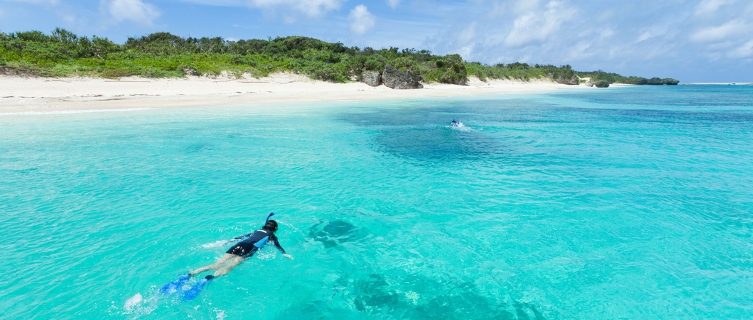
[264,212,278,232]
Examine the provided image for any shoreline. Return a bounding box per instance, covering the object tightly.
[0,73,591,114]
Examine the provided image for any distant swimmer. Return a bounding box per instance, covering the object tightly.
[451,120,465,128]
[190,219,293,280]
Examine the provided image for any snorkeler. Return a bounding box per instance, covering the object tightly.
[189,220,293,279]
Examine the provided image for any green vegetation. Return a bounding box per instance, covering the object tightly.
[466,62,578,83]
[0,29,677,85]
[578,70,679,85]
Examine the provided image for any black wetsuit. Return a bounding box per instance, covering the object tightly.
[226,229,286,258]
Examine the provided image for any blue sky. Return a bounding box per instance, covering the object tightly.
[1,0,751,82]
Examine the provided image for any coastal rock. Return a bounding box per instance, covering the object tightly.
[362,70,382,87]
[594,80,610,88]
[181,67,200,76]
[555,75,579,85]
[382,65,423,89]
[547,72,579,85]
[0,65,34,76]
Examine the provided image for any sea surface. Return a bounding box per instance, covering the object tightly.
[1,85,752,319]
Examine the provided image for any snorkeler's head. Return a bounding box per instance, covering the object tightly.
[263,220,279,232]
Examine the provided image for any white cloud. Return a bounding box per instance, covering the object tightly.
[179,0,343,17]
[636,31,653,42]
[595,8,614,22]
[387,0,400,9]
[107,0,160,26]
[252,0,341,17]
[457,22,476,44]
[728,39,753,58]
[710,41,736,49]
[455,22,477,58]
[567,41,593,60]
[504,14,537,46]
[458,43,474,59]
[59,11,87,27]
[600,28,614,39]
[349,4,376,35]
[504,1,576,47]
[694,0,733,16]
[486,1,506,17]
[691,20,747,42]
[513,0,540,14]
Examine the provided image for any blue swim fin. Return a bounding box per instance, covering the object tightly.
[159,274,191,295]
[182,275,214,301]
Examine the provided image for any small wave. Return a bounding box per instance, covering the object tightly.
[124,293,143,312]
[122,292,159,316]
[201,239,234,249]
[448,125,473,132]
[0,108,152,116]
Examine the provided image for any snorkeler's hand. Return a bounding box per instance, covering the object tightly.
[283,254,294,260]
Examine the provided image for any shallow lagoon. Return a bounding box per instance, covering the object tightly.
[1,85,752,319]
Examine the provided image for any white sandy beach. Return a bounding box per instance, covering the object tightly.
[0,73,587,113]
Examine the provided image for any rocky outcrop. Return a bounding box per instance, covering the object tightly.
[594,80,610,88]
[554,75,579,85]
[361,70,382,87]
[181,66,200,76]
[583,80,609,88]
[382,65,423,89]
[547,73,578,85]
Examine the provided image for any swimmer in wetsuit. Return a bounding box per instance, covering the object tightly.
[189,220,293,278]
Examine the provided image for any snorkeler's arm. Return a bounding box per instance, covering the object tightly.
[271,234,294,260]
[270,234,286,253]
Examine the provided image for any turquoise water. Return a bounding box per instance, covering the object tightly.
[1,85,752,319]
